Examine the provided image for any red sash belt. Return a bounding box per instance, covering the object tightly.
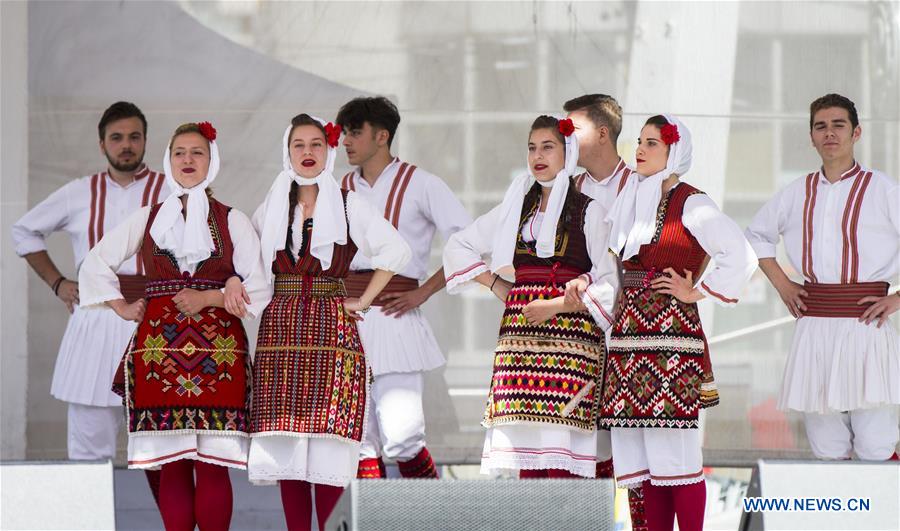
[344,270,419,305]
[803,281,889,318]
[514,264,583,284]
[117,274,147,304]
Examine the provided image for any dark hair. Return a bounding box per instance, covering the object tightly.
[809,93,859,130]
[563,94,623,141]
[644,114,669,129]
[98,101,147,140]
[642,115,672,156]
[288,113,328,146]
[335,96,401,147]
[529,115,565,144]
[285,113,329,243]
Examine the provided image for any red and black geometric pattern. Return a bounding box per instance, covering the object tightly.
[251,191,368,443]
[124,199,251,435]
[251,278,367,441]
[126,289,250,433]
[600,184,718,430]
[486,279,606,431]
[483,185,606,432]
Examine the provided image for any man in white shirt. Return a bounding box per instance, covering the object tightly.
[564,94,635,212]
[337,96,472,478]
[565,93,644,531]
[11,101,167,500]
[745,93,899,462]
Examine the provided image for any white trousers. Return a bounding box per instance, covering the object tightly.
[597,428,612,461]
[67,403,122,460]
[804,406,900,460]
[610,427,704,488]
[359,372,426,461]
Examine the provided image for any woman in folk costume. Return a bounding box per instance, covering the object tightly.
[79,121,270,531]
[442,115,620,478]
[569,115,756,531]
[240,114,411,531]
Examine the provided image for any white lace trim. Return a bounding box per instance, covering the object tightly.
[481,454,596,478]
[651,474,705,487]
[248,469,350,487]
[616,473,650,489]
[129,429,249,437]
[250,430,361,444]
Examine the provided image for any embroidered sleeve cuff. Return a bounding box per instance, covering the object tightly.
[697,281,739,307]
[445,261,488,294]
[582,288,614,332]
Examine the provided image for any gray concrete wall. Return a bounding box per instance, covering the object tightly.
[1,0,29,460]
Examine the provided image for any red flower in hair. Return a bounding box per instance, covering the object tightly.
[197,121,217,142]
[558,118,575,137]
[660,123,680,145]
[324,122,341,148]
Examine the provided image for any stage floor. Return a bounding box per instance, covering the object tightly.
[113,466,747,531]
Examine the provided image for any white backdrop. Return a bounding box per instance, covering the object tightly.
[2,0,898,463]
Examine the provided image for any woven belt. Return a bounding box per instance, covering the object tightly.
[803,281,889,318]
[274,274,346,298]
[623,268,660,289]
[144,278,226,299]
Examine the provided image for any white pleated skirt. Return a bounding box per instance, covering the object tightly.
[480,424,598,478]
[127,432,249,470]
[52,306,136,407]
[247,435,360,487]
[355,306,445,375]
[778,316,900,413]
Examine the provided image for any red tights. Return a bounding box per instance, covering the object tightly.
[518,468,580,478]
[640,480,706,531]
[279,480,344,531]
[158,460,233,531]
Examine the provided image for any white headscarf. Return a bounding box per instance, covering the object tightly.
[490,118,580,277]
[606,114,692,260]
[149,125,221,269]
[257,116,346,281]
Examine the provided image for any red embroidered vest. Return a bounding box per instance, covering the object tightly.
[141,198,236,282]
[624,182,707,275]
[514,181,593,285]
[271,189,358,278]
